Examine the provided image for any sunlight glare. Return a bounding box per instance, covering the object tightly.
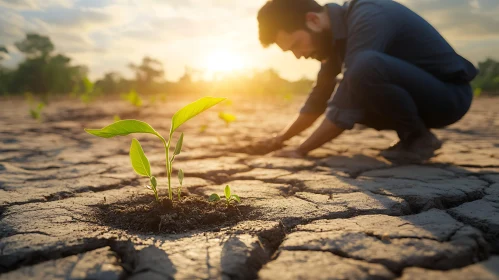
[203,50,246,76]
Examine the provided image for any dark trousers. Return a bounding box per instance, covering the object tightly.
[339,51,473,142]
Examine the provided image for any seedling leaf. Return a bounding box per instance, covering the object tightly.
[170,97,226,134]
[30,109,40,120]
[178,169,184,185]
[174,133,184,155]
[209,193,221,202]
[85,120,161,138]
[130,138,151,177]
[150,176,157,188]
[231,195,241,203]
[218,112,236,124]
[224,185,231,199]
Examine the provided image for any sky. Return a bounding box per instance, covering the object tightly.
[0,0,499,81]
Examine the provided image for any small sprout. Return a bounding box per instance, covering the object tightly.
[218,112,236,127]
[113,115,121,122]
[209,185,241,207]
[24,92,34,104]
[79,77,97,104]
[29,102,45,121]
[160,94,167,102]
[149,94,157,105]
[474,87,482,98]
[85,97,226,203]
[122,89,142,107]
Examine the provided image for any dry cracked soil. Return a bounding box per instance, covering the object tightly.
[1,96,499,280]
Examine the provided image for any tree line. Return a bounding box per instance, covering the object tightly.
[1,33,498,100]
[0,33,313,101]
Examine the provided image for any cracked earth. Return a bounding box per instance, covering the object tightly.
[1,96,499,279]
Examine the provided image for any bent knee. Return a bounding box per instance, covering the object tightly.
[345,50,386,87]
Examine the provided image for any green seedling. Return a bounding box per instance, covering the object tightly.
[209,185,241,207]
[29,102,45,121]
[85,96,225,202]
[79,77,97,104]
[160,94,167,102]
[218,112,236,127]
[474,87,482,98]
[149,94,157,105]
[122,89,142,107]
[24,92,34,104]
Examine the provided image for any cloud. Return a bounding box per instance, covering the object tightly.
[399,0,499,39]
[0,0,74,10]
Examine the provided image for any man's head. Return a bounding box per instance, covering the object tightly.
[257,0,332,61]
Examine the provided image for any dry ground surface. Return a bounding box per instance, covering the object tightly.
[1,95,499,279]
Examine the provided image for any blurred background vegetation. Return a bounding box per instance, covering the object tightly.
[0,33,498,103]
[0,33,314,103]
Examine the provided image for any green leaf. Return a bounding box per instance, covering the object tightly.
[129,138,151,177]
[82,77,94,94]
[218,112,236,124]
[209,193,221,202]
[224,185,231,199]
[231,195,241,203]
[174,133,184,155]
[178,169,184,185]
[170,97,226,134]
[85,120,161,139]
[29,109,40,120]
[150,176,157,188]
[474,88,482,98]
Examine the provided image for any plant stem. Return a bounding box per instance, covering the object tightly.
[154,188,159,202]
[161,137,173,200]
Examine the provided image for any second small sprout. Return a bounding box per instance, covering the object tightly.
[209,185,241,207]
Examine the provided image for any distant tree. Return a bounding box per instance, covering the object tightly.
[0,46,10,95]
[128,56,164,94]
[95,72,124,95]
[15,33,54,59]
[0,45,7,60]
[7,33,88,95]
[472,58,499,94]
[178,66,194,84]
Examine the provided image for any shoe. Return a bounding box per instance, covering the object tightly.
[380,131,442,163]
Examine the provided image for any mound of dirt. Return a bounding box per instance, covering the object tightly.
[94,194,249,234]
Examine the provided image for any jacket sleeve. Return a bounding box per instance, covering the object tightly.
[300,59,341,115]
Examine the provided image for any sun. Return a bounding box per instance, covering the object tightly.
[203,50,246,75]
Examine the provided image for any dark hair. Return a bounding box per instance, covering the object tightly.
[257,0,323,48]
